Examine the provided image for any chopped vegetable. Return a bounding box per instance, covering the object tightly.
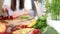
[28,19,37,27]
[13,28,34,34]
[20,16,30,19]
[33,16,47,30]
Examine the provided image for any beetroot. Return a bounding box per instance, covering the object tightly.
[33,29,41,34]
[11,27,20,32]
[9,16,14,19]
[4,32,12,34]
[21,25,28,28]
[0,32,4,34]
[2,17,7,20]
[0,16,3,20]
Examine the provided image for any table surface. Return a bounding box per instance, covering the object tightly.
[42,26,58,34]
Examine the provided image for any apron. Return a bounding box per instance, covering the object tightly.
[2,0,32,17]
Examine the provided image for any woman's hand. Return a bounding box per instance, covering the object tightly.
[2,5,8,13]
[12,10,30,18]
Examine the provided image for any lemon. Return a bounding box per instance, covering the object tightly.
[28,19,37,27]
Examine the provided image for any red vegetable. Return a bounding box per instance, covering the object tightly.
[4,32,12,34]
[2,17,7,20]
[9,16,14,19]
[33,29,41,34]
[11,27,20,32]
[21,25,28,28]
[0,32,4,34]
[0,16,3,20]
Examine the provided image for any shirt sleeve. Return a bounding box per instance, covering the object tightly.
[24,0,32,9]
[2,0,11,8]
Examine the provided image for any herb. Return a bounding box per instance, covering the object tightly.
[33,16,47,30]
[45,0,60,20]
[20,16,29,19]
[37,0,42,2]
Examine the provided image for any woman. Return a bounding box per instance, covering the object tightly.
[2,0,32,19]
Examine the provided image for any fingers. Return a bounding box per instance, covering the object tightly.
[2,5,8,13]
[34,1,42,16]
[2,7,8,13]
[12,10,29,18]
[24,9,30,15]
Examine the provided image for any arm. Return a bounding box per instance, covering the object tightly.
[2,0,11,8]
[34,1,42,16]
[2,5,8,13]
[2,0,11,12]
[24,0,32,9]
[12,10,30,18]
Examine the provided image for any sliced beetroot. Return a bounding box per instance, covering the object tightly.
[0,16,3,20]
[9,16,14,19]
[33,29,41,34]
[21,25,28,28]
[4,32,12,34]
[0,32,4,34]
[11,27,20,32]
[2,17,7,20]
